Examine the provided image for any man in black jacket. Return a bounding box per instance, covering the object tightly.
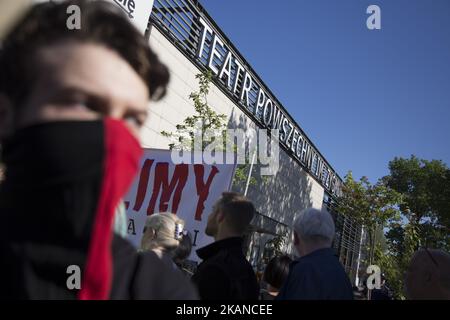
[277,208,353,300]
[192,192,259,300]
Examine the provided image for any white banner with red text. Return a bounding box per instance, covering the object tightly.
[123,149,237,261]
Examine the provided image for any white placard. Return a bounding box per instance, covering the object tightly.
[104,0,154,34]
[32,0,154,35]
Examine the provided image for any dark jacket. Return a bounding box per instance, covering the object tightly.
[192,237,259,300]
[277,248,354,300]
[110,235,198,300]
[0,230,199,300]
[370,286,392,300]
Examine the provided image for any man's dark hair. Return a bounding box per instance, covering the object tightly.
[263,255,292,290]
[215,192,255,235]
[0,0,169,107]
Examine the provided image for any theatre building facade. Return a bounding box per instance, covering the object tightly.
[140,0,364,284]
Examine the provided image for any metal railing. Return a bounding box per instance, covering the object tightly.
[148,0,343,196]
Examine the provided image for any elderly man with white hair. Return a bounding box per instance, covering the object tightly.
[276,208,353,300]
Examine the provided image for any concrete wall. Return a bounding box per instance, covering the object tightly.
[144,28,326,261]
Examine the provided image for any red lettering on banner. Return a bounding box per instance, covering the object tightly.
[194,164,219,221]
[133,159,154,211]
[147,162,189,215]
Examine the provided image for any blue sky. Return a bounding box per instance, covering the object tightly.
[199,0,450,183]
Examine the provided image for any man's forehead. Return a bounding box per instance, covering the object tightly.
[38,42,149,106]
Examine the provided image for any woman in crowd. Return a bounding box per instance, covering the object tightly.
[260,255,292,300]
[140,212,186,270]
[139,212,199,298]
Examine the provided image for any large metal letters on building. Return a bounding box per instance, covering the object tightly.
[196,17,341,196]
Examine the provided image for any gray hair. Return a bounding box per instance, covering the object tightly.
[141,212,185,251]
[293,208,335,246]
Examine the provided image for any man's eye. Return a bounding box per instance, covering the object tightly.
[69,96,103,113]
[80,100,100,112]
[75,101,90,109]
[65,98,93,111]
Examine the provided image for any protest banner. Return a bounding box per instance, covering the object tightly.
[123,149,237,261]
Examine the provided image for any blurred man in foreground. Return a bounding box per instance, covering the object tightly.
[0,0,197,299]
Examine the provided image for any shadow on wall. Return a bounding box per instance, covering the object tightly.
[226,108,314,261]
[227,107,313,226]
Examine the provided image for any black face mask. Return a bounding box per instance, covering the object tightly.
[0,119,142,300]
[2,121,105,188]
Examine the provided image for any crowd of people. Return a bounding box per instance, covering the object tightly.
[110,193,450,301]
[0,0,449,300]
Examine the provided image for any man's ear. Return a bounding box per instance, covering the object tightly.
[0,93,13,139]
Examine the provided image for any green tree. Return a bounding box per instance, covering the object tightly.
[161,70,256,186]
[375,156,450,299]
[161,71,227,150]
[336,171,404,298]
[383,156,450,251]
[339,156,450,299]
[262,233,289,264]
[337,171,403,265]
